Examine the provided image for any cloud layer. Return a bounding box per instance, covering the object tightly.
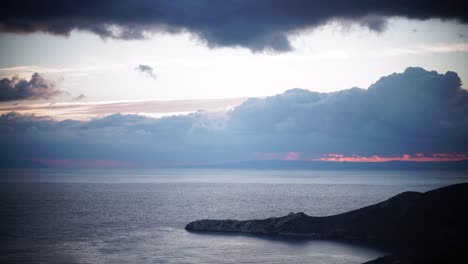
[0,73,61,102]
[0,97,247,120]
[1,1,467,51]
[1,67,467,167]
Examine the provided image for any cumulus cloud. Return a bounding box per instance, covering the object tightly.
[0,73,61,102]
[135,65,156,79]
[1,67,467,167]
[1,1,467,51]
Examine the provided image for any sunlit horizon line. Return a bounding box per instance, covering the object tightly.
[0,96,250,108]
[259,152,468,162]
[29,152,468,169]
[0,97,248,121]
[314,153,468,162]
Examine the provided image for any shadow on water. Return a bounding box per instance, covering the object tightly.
[186,229,390,253]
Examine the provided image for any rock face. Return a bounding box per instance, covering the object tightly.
[186,183,468,253]
[185,211,314,236]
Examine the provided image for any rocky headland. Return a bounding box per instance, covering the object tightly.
[186,183,468,263]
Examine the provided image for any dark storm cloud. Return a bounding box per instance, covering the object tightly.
[0,73,61,101]
[1,67,467,166]
[135,65,156,79]
[228,67,468,156]
[1,1,467,51]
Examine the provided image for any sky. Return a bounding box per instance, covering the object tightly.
[0,0,468,167]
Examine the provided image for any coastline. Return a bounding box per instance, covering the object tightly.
[186,183,468,263]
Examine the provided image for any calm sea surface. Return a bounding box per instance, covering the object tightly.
[1,169,467,263]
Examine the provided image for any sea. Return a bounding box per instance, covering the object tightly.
[1,169,467,264]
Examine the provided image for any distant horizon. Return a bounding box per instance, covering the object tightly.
[2,67,467,169]
[3,158,468,170]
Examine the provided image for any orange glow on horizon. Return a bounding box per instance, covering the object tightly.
[259,152,468,162]
[316,153,468,162]
[283,152,301,161]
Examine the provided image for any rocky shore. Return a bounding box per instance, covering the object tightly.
[186,183,468,262]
